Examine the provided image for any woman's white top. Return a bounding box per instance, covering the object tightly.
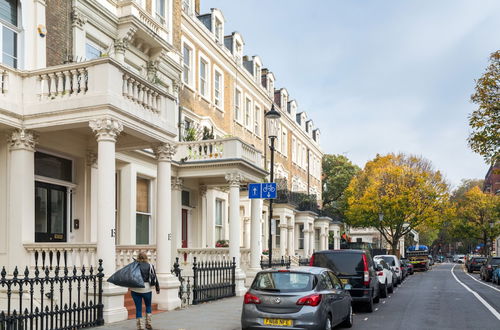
[131,282,151,294]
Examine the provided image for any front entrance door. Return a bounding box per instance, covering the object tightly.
[182,209,188,248]
[35,181,67,242]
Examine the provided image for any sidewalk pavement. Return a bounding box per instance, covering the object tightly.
[97,296,243,330]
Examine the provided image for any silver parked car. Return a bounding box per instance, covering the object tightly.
[241,267,353,330]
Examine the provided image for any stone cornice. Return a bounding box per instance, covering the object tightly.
[89,117,123,142]
[7,129,38,152]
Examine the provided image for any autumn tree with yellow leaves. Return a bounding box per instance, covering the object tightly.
[451,186,500,256]
[345,153,450,255]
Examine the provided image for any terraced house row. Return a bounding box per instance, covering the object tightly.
[0,0,340,323]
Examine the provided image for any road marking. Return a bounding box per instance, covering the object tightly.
[382,300,386,304]
[462,269,500,292]
[363,317,368,321]
[451,265,500,320]
[375,308,379,311]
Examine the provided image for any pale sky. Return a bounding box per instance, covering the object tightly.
[201,0,499,188]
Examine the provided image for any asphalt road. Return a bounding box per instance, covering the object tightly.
[347,262,500,330]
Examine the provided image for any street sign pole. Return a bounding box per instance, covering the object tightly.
[268,138,275,269]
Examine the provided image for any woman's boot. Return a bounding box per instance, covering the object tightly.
[136,318,144,330]
[145,313,153,329]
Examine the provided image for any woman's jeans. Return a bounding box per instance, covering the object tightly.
[131,291,152,318]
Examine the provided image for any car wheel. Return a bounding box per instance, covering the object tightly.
[373,289,380,304]
[388,282,394,293]
[380,282,388,298]
[325,314,332,330]
[341,305,353,328]
[467,267,472,273]
[365,296,374,313]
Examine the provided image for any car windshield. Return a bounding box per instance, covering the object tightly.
[377,256,396,266]
[252,272,316,293]
[473,258,486,263]
[490,258,500,265]
[315,253,365,276]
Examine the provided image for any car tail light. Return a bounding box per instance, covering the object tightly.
[278,269,289,272]
[377,271,384,276]
[296,294,322,306]
[244,292,261,304]
[487,265,492,269]
[362,254,370,286]
[309,254,315,266]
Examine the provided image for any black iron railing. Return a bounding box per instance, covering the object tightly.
[0,251,103,330]
[275,190,319,213]
[260,256,291,269]
[191,257,235,305]
[171,258,192,307]
[298,258,310,266]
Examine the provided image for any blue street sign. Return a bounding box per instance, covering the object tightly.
[248,182,277,199]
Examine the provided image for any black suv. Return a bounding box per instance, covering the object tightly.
[480,257,500,281]
[310,249,380,312]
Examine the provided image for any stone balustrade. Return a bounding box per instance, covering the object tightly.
[24,243,97,268]
[115,245,157,269]
[176,137,262,166]
[0,59,176,134]
[116,0,169,41]
[176,247,252,273]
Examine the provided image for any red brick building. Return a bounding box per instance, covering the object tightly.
[483,162,500,195]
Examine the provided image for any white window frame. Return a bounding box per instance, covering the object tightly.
[254,104,261,136]
[136,177,153,245]
[0,1,20,69]
[85,39,103,61]
[198,53,210,100]
[214,18,223,44]
[213,66,224,110]
[215,199,224,242]
[155,0,166,24]
[255,63,261,84]
[181,38,195,88]
[282,127,288,157]
[234,87,242,123]
[292,137,297,163]
[244,96,252,128]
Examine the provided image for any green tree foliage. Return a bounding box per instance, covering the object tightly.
[345,153,449,255]
[322,154,360,220]
[469,50,500,164]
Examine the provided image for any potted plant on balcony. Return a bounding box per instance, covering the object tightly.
[215,240,229,248]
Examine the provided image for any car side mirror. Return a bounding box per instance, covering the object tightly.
[344,284,352,290]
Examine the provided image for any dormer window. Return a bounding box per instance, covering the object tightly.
[234,40,243,63]
[255,64,261,84]
[268,78,274,97]
[214,18,223,43]
[281,94,287,110]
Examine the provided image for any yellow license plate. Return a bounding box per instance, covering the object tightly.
[341,278,349,285]
[263,318,293,326]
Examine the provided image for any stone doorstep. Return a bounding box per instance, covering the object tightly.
[124,289,161,319]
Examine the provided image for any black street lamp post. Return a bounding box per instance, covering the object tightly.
[265,105,281,268]
[378,213,384,249]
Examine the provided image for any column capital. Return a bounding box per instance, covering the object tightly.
[7,129,38,152]
[71,9,87,28]
[287,225,294,230]
[199,185,207,196]
[89,117,123,142]
[225,172,243,187]
[86,151,98,168]
[153,143,177,161]
[171,177,183,191]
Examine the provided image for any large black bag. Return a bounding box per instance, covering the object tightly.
[107,261,145,288]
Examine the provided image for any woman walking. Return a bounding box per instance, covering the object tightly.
[132,252,160,330]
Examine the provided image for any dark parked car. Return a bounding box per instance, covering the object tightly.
[241,267,353,330]
[467,257,487,273]
[480,257,500,282]
[401,259,414,275]
[310,249,380,312]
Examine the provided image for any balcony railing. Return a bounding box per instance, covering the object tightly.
[116,0,169,41]
[275,190,319,213]
[175,138,263,167]
[0,58,176,133]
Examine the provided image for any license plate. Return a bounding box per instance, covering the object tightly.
[263,318,292,326]
[341,278,349,285]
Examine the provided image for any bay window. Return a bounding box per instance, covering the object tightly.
[0,0,18,68]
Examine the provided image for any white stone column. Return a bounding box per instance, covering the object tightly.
[309,224,315,254]
[279,218,287,257]
[71,10,87,60]
[153,143,181,310]
[244,217,251,249]
[171,177,183,263]
[205,187,216,248]
[89,117,127,323]
[86,151,98,243]
[320,226,326,250]
[199,185,208,248]
[288,224,294,256]
[250,198,262,269]
[118,163,136,245]
[7,129,37,270]
[303,228,310,258]
[225,172,246,296]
